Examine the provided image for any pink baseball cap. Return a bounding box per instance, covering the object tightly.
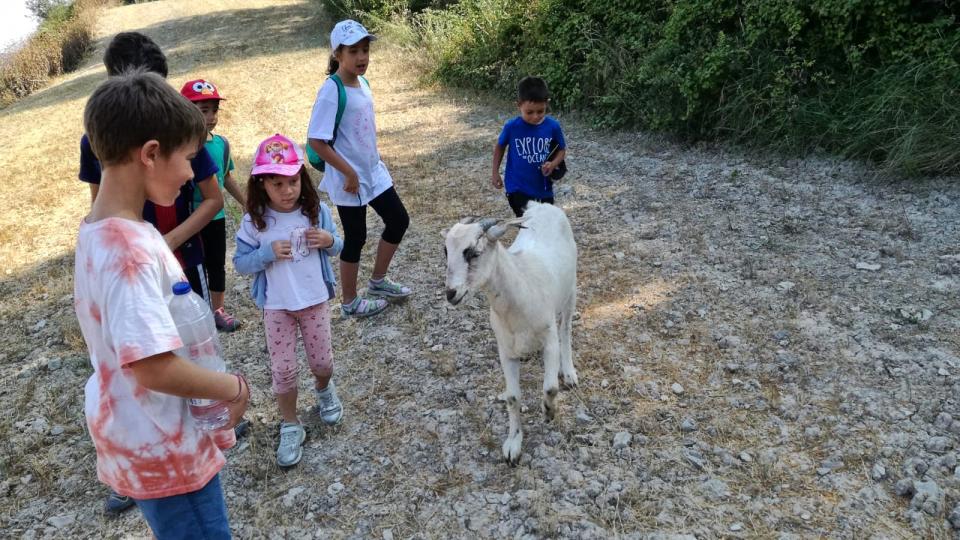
[251,134,304,177]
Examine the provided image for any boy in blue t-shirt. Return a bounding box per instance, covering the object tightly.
[491,76,567,217]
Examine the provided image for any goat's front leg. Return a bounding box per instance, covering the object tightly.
[541,324,560,422]
[498,348,523,465]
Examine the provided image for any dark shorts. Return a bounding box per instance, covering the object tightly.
[506,192,554,218]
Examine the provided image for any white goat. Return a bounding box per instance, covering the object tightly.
[443,202,578,464]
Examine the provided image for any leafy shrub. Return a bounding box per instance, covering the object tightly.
[1,0,105,108]
[326,0,960,174]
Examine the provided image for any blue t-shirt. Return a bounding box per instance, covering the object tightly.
[78,134,219,268]
[497,116,566,199]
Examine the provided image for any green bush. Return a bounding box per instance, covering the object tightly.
[328,0,960,174]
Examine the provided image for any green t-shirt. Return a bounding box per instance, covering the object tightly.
[195,133,234,220]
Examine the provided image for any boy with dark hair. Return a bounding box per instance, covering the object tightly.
[76,70,248,539]
[103,31,169,77]
[491,76,568,217]
[79,31,223,304]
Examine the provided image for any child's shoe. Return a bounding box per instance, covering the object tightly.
[276,421,305,467]
[214,307,241,332]
[315,381,343,425]
[340,297,388,318]
[367,277,412,299]
[103,491,135,515]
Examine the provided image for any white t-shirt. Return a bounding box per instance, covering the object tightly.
[237,207,330,311]
[74,218,224,499]
[307,77,393,207]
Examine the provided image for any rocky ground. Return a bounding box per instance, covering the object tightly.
[1,1,959,539]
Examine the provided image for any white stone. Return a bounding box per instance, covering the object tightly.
[855,262,881,271]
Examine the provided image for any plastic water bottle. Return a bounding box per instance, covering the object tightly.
[168,281,230,431]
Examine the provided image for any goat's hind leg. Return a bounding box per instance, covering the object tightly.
[558,295,579,388]
[498,348,523,465]
[541,325,560,422]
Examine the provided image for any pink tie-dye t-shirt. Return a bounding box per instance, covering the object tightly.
[73,217,224,499]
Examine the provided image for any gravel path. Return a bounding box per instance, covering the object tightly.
[1,1,959,538]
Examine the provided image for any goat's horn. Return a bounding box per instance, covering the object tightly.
[479,218,498,231]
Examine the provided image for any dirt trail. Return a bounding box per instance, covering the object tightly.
[1,1,959,538]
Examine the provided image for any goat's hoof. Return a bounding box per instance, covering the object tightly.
[542,401,556,422]
[560,370,579,389]
[502,434,523,466]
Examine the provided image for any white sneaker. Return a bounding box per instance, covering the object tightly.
[276,422,305,467]
[315,381,343,425]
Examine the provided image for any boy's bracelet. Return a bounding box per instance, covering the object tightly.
[228,374,247,403]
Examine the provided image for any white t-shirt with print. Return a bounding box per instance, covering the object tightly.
[237,207,330,311]
[307,77,393,207]
[74,218,224,499]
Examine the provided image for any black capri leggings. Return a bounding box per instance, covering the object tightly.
[199,217,227,293]
[337,187,409,264]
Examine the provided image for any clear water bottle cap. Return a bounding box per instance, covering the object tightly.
[172,282,192,295]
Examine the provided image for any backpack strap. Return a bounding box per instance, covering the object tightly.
[329,73,348,144]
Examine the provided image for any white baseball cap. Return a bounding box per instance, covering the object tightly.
[330,19,377,50]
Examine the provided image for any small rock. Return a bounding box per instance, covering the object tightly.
[803,426,821,440]
[282,486,305,508]
[926,436,952,454]
[327,482,345,496]
[910,480,943,516]
[894,478,915,497]
[856,262,881,271]
[31,319,47,332]
[739,452,753,463]
[46,513,75,529]
[772,330,790,341]
[383,530,394,540]
[50,425,65,436]
[684,449,707,470]
[949,504,960,529]
[46,358,62,371]
[430,344,443,352]
[680,418,697,433]
[612,431,632,450]
[671,383,685,395]
[800,512,811,521]
[700,478,729,500]
[614,252,625,260]
[718,335,741,349]
[776,281,795,292]
[871,463,886,481]
[575,408,594,424]
[730,522,743,532]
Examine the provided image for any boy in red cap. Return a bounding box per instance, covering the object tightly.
[180,79,246,331]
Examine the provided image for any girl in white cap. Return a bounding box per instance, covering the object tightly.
[307,19,412,318]
[233,134,344,467]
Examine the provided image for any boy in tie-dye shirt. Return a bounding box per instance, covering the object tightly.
[74,71,249,538]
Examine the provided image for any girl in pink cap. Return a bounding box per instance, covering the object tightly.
[233,134,344,467]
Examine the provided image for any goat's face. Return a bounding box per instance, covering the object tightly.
[442,216,527,305]
[442,222,495,305]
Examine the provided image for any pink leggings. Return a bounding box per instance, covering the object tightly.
[263,302,333,395]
